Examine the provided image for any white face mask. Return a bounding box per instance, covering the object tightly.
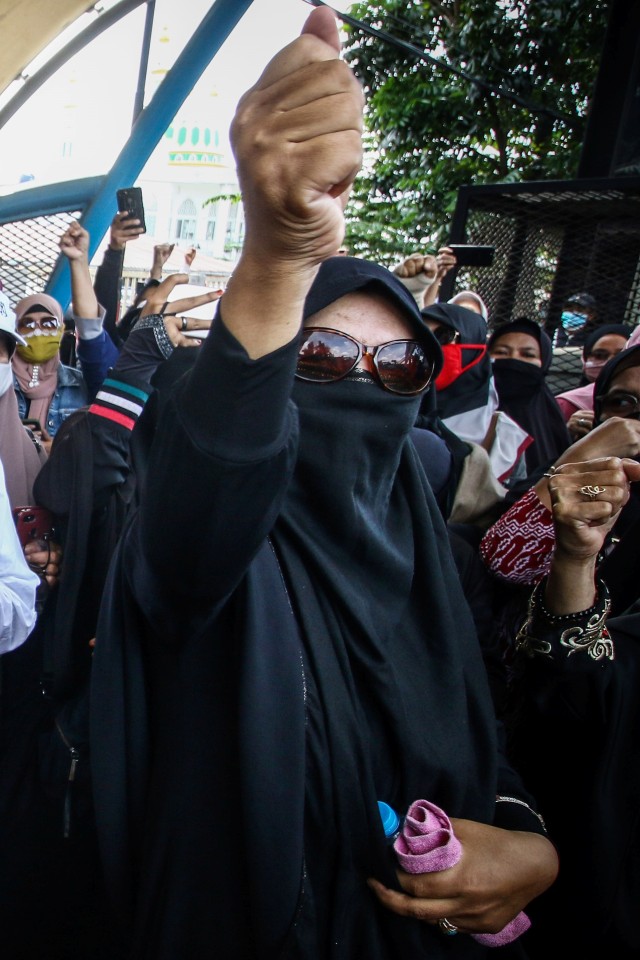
[0,361,13,397]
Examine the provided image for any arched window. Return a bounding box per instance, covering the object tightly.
[175,198,197,242]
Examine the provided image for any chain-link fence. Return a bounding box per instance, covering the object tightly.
[442,176,640,393]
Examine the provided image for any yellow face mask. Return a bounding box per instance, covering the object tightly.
[15,325,63,364]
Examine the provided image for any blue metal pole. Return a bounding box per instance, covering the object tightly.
[47,0,255,307]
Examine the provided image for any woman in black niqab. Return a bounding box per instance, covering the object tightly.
[488,317,571,472]
[91,256,549,960]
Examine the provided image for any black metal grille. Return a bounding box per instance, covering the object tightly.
[444,177,640,393]
[0,212,80,305]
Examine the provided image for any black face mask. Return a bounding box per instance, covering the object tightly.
[291,376,421,526]
[491,357,545,400]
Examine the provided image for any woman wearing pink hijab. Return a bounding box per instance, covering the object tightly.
[10,221,120,447]
[10,293,85,446]
[554,324,632,440]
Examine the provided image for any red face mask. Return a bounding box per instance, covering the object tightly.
[435,342,487,390]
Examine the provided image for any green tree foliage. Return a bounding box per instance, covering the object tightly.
[342,0,611,262]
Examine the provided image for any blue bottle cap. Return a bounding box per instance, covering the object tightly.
[377,800,400,838]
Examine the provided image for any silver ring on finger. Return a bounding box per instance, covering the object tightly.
[181,317,188,332]
[438,918,459,936]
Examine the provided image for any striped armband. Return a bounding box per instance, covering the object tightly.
[89,377,151,431]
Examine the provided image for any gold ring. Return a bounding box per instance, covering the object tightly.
[438,918,458,936]
[580,484,606,499]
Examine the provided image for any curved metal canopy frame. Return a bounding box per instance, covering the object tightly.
[0,0,255,309]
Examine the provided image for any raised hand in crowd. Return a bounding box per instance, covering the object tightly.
[534,415,640,511]
[150,242,175,281]
[108,210,145,252]
[223,3,364,359]
[138,272,222,347]
[543,456,640,609]
[393,246,457,308]
[393,253,439,307]
[435,245,457,280]
[424,245,457,307]
[59,220,99,321]
[183,246,197,270]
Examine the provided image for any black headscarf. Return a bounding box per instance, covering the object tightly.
[421,302,491,418]
[582,323,632,361]
[574,324,633,386]
[33,408,132,699]
[593,343,640,424]
[488,317,571,472]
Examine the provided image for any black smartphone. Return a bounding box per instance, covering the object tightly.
[116,186,146,232]
[21,417,44,442]
[22,417,43,432]
[448,244,495,267]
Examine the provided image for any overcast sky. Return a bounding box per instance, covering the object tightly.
[0,0,353,187]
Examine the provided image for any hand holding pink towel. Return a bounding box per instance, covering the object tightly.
[393,799,530,947]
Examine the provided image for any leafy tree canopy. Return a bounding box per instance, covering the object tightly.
[341,0,611,263]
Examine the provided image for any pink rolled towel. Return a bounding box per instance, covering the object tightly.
[393,798,530,948]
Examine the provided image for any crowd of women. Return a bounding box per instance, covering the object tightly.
[0,7,638,959]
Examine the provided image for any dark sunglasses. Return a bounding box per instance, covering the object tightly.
[599,391,640,419]
[429,324,459,346]
[296,327,435,395]
[18,315,59,331]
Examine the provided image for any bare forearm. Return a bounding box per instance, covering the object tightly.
[544,551,597,615]
[69,257,99,319]
[422,280,441,308]
[220,253,318,359]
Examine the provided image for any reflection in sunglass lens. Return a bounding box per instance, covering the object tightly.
[601,392,640,418]
[297,330,359,383]
[376,342,431,394]
[297,329,433,394]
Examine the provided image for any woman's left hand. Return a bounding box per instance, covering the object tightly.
[367,818,558,935]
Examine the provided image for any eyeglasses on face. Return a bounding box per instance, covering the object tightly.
[296,327,435,395]
[17,315,59,332]
[600,391,640,419]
